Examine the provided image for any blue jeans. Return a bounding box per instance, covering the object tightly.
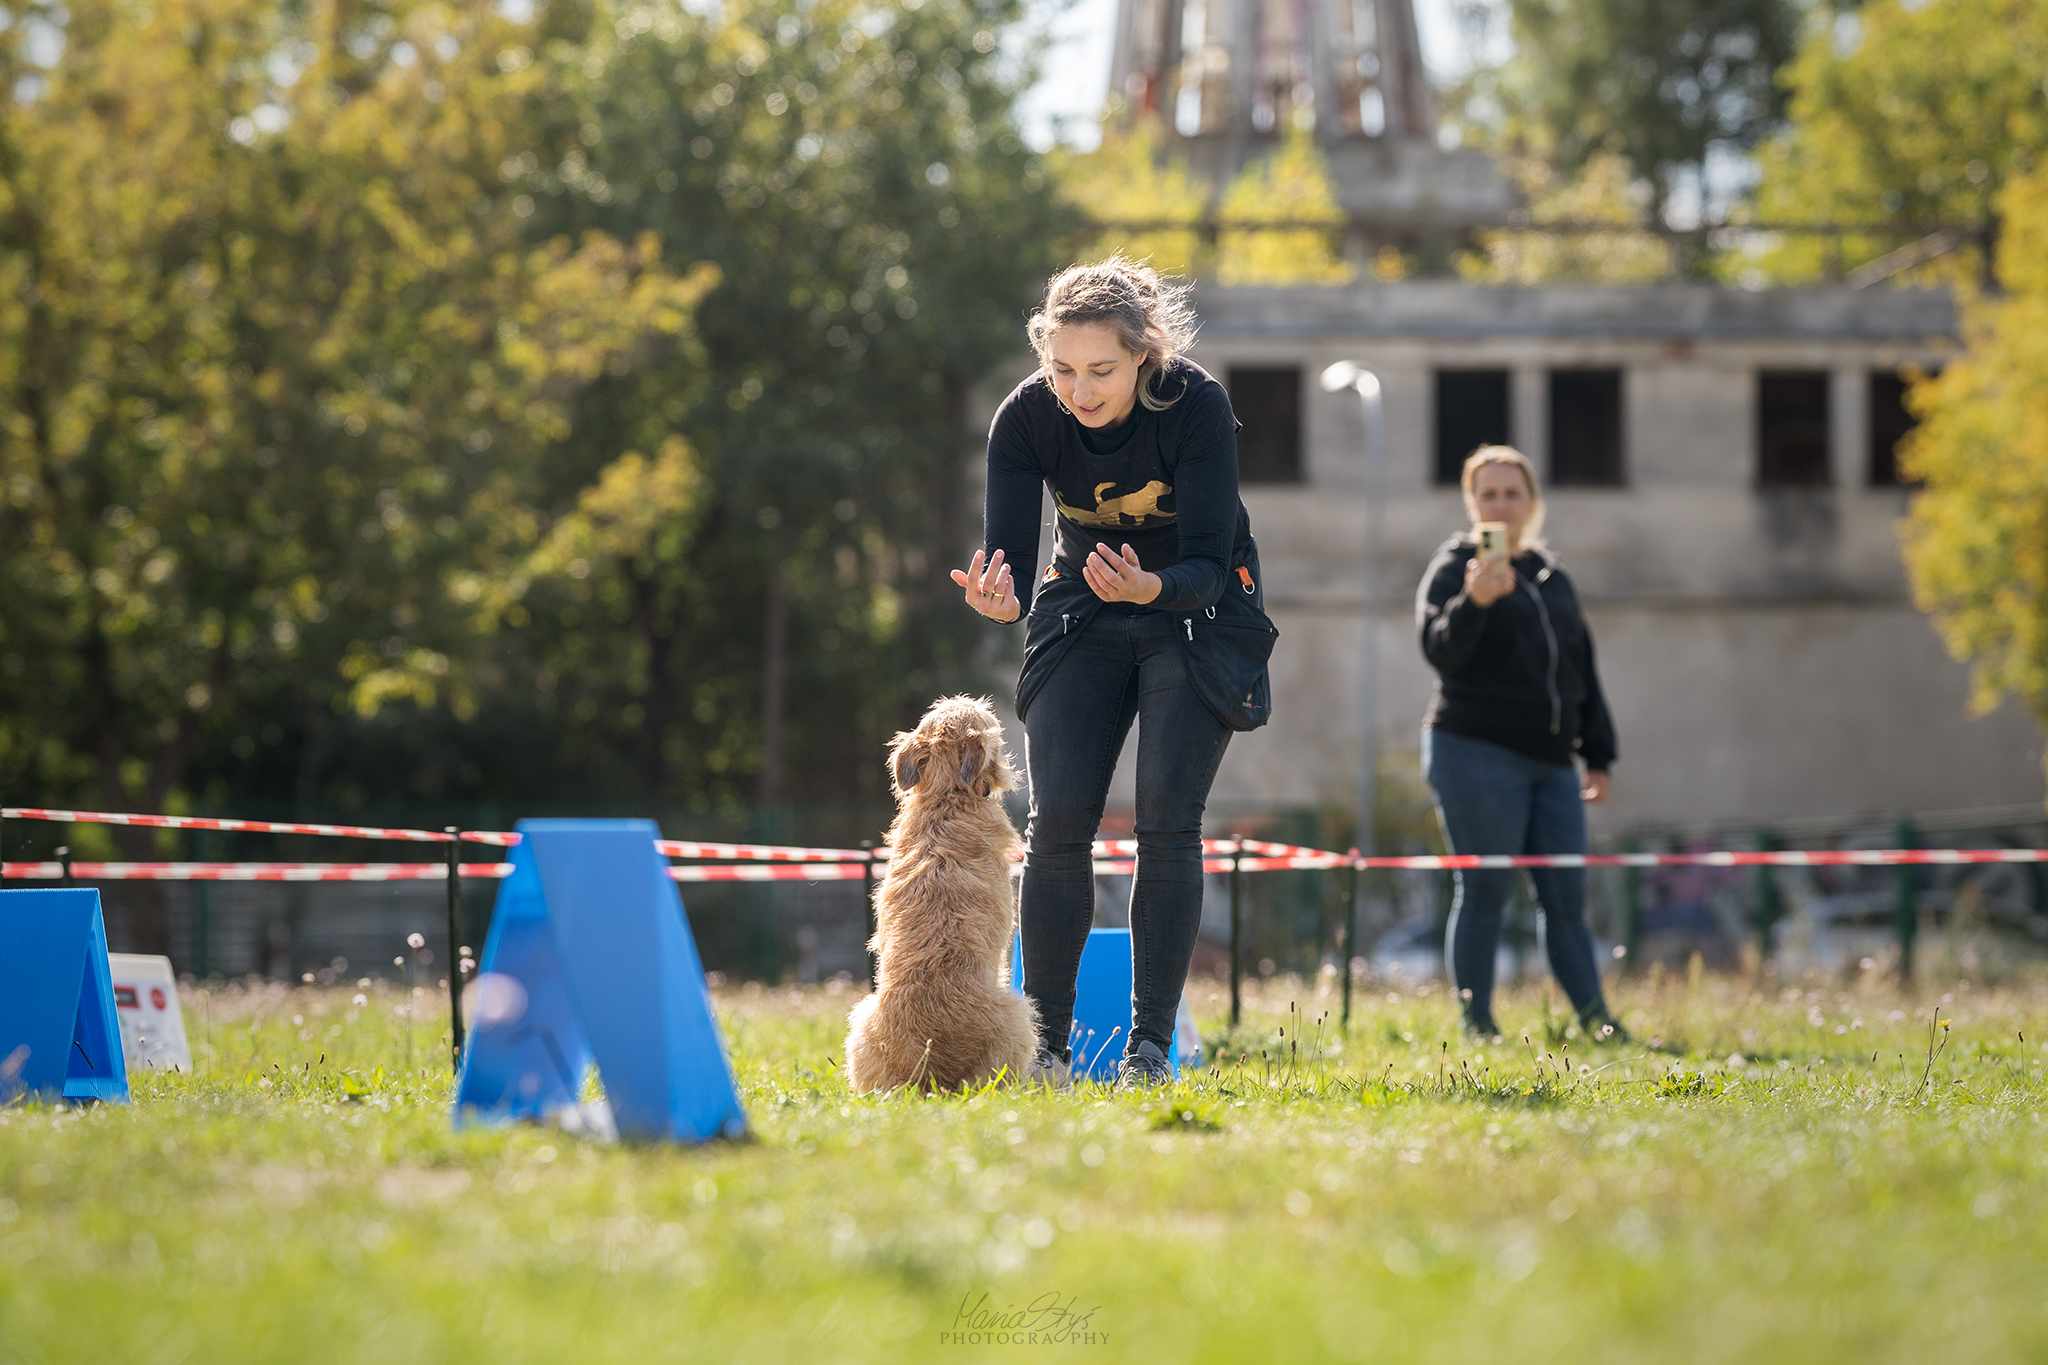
[1021,604,1232,1060]
[1421,726,1609,1029]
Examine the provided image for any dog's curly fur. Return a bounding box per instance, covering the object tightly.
[844,696,1039,1093]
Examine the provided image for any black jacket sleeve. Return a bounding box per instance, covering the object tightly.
[1416,547,1487,673]
[1576,625,1618,771]
[1148,384,1238,612]
[982,395,1045,624]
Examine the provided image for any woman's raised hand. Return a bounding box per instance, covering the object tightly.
[1465,555,1517,607]
[951,548,1021,623]
[1083,542,1162,605]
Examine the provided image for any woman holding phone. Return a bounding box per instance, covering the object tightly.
[1415,445,1628,1042]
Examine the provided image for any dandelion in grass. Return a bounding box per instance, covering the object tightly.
[462,972,528,1027]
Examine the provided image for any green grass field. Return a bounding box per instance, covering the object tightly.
[3,969,2045,1364]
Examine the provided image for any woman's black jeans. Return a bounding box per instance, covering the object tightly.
[1422,726,1609,1031]
[1020,603,1231,1061]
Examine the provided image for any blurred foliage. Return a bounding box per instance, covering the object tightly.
[1456,152,1671,283]
[1899,168,2048,787]
[1744,0,2048,285]
[1468,0,1804,231]
[1213,128,1353,286]
[0,0,1066,860]
[1047,121,1208,277]
[1049,122,1354,285]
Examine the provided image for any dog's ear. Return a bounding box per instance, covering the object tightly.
[962,733,1015,797]
[889,731,922,795]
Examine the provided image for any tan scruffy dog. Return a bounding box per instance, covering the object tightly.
[845,696,1040,1093]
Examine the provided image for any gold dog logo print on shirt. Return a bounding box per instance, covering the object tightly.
[1054,480,1175,529]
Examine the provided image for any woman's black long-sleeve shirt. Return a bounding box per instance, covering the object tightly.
[982,360,1249,618]
[1415,536,1618,772]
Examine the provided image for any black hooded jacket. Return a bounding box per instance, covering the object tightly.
[1415,536,1618,772]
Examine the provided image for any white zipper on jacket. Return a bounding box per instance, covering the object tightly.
[1521,576,1562,735]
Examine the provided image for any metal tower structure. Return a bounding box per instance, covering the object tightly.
[1104,0,1512,225]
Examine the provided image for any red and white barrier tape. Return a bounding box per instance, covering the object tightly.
[675,862,866,882]
[0,808,1300,865]
[1353,848,2048,870]
[1,861,506,882]
[466,831,870,861]
[1233,838,1329,860]
[657,839,870,862]
[2,807,453,843]
[4,808,866,864]
[0,860,874,884]
[7,807,2043,876]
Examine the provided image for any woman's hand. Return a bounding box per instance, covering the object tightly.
[1465,555,1517,607]
[1581,770,1610,804]
[950,548,1021,623]
[1083,542,1162,605]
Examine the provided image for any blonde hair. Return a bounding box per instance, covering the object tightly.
[1461,444,1547,548]
[1026,255,1199,413]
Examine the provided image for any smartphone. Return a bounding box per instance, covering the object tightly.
[1476,521,1509,562]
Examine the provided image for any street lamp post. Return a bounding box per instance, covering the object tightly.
[1319,361,1385,1000]
[1318,361,1385,860]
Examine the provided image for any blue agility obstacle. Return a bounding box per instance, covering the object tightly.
[0,888,130,1104]
[453,820,747,1143]
[1012,926,1202,1082]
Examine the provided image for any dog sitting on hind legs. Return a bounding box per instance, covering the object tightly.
[844,696,1041,1093]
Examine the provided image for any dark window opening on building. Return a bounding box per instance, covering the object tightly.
[1869,368,1932,488]
[1434,369,1513,487]
[1757,370,1833,487]
[1549,369,1626,487]
[1228,365,1304,485]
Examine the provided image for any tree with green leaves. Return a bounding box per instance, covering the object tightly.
[505,0,1068,823]
[1479,0,1804,229]
[1899,167,2048,783]
[1,0,1074,912]
[1214,130,1354,285]
[1457,152,1672,282]
[0,0,712,841]
[1048,122,1355,284]
[1048,123,1209,278]
[1747,0,2048,284]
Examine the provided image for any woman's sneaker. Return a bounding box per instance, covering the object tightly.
[1026,1047,1073,1088]
[1115,1039,1173,1091]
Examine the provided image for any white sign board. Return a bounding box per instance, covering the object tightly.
[107,953,193,1072]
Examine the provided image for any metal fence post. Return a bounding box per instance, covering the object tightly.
[192,828,214,979]
[1620,838,1643,974]
[1895,818,1922,982]
[1228,842,1243,1029]
[1754,828,1784,968]
[444,827,466,1072]
[861,840,878,988]
[1340,850,1359,1032]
